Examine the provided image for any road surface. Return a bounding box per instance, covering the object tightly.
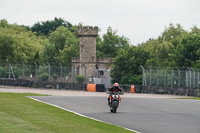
[30,95,200,133]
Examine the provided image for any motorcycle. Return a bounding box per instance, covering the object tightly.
[107,91,124,113]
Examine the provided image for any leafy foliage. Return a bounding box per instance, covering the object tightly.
[141,39,174,67]
[40,26,79,66]
[159,23,189,47]
[76,75,85,83]
[1,19,200,85]
[97,27,130,57]
[30,17,73,36]
[174,34,200,67]
[0,66,8,78]
[37,65,49,81]
[0,19,44,63]
[111,46,149,84]
[38,73,49,81]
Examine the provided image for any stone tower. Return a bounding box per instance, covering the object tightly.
[72,26,112,86]
[72,26,98,78]
[79,26,98,63]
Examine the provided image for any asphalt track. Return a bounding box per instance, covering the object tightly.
[31,95,200,133]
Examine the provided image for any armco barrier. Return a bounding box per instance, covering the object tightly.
[1,78,199,97]
[87,84,96,92]
[87,84,105,92]
[96,84,105,92]
[0,79,86,90]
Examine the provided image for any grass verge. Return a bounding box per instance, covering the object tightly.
[175,97,200,100]
[0,92,134,133]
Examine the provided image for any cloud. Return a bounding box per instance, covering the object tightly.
[0,0,200,44]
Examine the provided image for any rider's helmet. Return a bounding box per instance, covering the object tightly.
[114,82,119,87]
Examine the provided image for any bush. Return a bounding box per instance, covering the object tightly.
[38,73,48,81]
[52,74,59,79]
[0,65,21,79]
[0,66,8,78]
[76,75,85,83]
[12,66,22,79]
[38,66,48,74]
[67,72,72,77]
[37,66,49,81]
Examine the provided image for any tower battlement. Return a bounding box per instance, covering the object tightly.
[78,26,98,36]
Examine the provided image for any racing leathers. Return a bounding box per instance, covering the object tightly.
[107,86,122,106]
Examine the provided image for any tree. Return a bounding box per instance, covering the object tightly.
[111,46,149,84]
[140,23,190,68]
[173,34,200,67]
[141,39,174,67]
[0,19,43,63]
[97,27,130,58]
[31,17,73,36]
[159,23,188,47]
[190,25,200,36]
[40,26,79,66]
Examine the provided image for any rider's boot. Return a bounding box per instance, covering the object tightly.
[108,97,111,106]
[108,100,110,106]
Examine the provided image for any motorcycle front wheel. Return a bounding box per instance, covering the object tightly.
[110,108,113,112]
[113,108,117,113]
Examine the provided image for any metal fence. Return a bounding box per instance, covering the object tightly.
[0,62,85,84]
[141,66,200,89]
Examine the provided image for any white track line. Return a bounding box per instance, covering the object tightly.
[28,97,141,133]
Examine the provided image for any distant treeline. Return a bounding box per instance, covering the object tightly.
[0,18,200,84]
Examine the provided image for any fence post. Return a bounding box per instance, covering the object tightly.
[47,62,50,78]
[8,63,11,79]
[171,67,173,88]
[164,68,166,87]
[187,67,191,88]
[59,63,63,84]
[194,68,198,89]
[72,64,75,84]
[33,62,38,81]
[155,67,159,87]
[185,69,188,88]
[148,66,152,86]
[8,63,15,79]
[82,64,86,85]
[176,67,180,87]
[191,68,196,88]
[183,67,186,87]
[22,62,25,78]
[198,69,200,89]
[140,65,146,86]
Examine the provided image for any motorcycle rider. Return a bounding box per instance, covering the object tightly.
[107,82,122,106]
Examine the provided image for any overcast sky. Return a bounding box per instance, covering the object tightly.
[1,0,200,45]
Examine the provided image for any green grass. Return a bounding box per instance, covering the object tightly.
[0,93,134,133]
[175,97,200,100]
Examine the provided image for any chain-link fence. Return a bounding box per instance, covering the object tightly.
[141,66,200,89]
